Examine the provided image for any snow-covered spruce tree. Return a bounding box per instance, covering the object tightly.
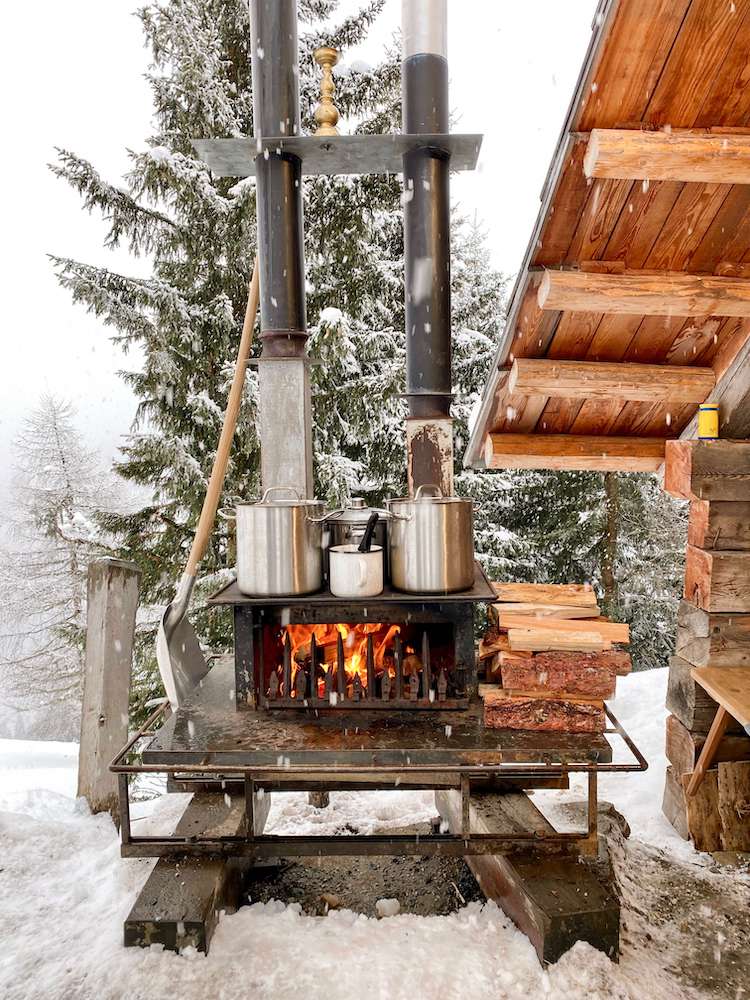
[50,0,518,705]
[0,396,122,738]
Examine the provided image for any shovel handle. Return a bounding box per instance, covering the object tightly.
[186,259,260,576]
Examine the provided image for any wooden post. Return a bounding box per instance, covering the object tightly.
[78,558,140,819]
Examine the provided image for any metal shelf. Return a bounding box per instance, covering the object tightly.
[192,133,482,177]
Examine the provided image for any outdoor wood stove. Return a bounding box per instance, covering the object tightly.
[208,566,493,711]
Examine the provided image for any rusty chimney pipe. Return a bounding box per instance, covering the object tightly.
[402,0,454,496]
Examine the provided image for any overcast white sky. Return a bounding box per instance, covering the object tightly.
[0,0,597,491]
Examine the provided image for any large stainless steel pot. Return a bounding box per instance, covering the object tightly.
[236,487,324,596]
[386,485,475,593]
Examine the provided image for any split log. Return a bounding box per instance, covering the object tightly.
[717,761,750,851]
[479,627,509,659]
[501,649,631,677]
[499,656,617,699]
[483,688,605,733]
[675,600,750,667]
[664,440,750,502]
[497,613,629,644]
[688,500,750,551]
[661,766,689,840]
[684,545,750,612]
[489,602,601,621]
[680,770,723,852]
[507,628,611,653]
[665,713,750,776]
[491,582,598,608]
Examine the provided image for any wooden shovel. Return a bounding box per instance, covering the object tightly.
[156,259,260,708]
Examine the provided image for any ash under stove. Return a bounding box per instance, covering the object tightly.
[208,560,495,712]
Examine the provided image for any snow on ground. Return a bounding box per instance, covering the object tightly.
[0,667,740,1000]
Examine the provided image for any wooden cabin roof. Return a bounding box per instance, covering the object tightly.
[464,0,750,472]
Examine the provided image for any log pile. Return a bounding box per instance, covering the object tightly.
[480,582,631,733]
[662,440,750,851]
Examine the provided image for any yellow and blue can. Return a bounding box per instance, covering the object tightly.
[698,403,719,440]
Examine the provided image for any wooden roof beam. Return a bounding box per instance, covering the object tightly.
[583,129,750,186]
[538,270,750,318]
[509,358,714,404]
[484,432,666,473]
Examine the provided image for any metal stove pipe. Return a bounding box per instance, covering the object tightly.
[250,0,313,496]
[402,0,454,495]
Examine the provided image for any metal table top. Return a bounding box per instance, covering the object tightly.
[142,660,613,770]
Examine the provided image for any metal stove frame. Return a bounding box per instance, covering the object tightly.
[110,701,647,861]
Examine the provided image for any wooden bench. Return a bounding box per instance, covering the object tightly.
[686,668,750,796]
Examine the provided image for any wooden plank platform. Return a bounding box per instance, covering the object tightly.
[124,791,271,953]
[435,789,619,965]
[142,660,613,770]
[464,0,750,471]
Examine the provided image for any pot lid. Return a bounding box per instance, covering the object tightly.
[327,497,388,523]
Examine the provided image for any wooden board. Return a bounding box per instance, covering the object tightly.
[538,269,750,319]
[664,440,750,501]
[691,666,750,728]
[508,357,714,403]
[435,789,619,964]
[124,791,271,953]
[497,613,629,643]
[662,765,689,840]
[717,761,750,850]
[666,655,743,735]
[688,500,750,551]
[507,628,611,654]
[488,602,601,621]
[675,601,750,667]
[684,546,750,612]
[584,129,750,185]
[483,688,605,733]
[491,582,598,608]
[680,769,723,852]
[485,432,665,473]
[666,713,750,775]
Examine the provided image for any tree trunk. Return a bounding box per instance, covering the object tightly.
[602,472,620,616]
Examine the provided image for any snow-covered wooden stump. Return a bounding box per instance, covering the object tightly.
[77,558,140,820]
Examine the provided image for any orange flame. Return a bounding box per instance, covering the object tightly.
[280,622,401,696]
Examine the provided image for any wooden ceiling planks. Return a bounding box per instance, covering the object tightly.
[464,0,750,472]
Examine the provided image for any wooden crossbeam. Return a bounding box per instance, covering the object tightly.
[538,269,750,318]
[508,358,714,403]
[583,128,750,186]
[484,432,666,472]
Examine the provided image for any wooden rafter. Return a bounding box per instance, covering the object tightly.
[538,270,750,318]
[483,432,666,472]
[584,128,750,185]
[508,358,715,403]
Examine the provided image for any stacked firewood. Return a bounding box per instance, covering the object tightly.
[480,582,631,734]
[661,440,750,852]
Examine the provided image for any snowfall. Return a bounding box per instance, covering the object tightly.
[1,667,748,1000]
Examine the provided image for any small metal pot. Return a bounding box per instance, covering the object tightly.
[235,487,324,596]
[319,498,390,580]
[386,485,475,594]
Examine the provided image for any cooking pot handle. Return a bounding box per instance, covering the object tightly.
[260,486,303,502]
[414,484,443,500]
[306,507,346,524]
[218,507,236,521]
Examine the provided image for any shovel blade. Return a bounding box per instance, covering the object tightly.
[156,606,209,709]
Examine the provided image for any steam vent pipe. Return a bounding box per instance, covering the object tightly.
[250,0,314,496]
[402,0,454,494]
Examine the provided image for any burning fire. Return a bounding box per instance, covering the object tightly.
[280,622,401,698]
